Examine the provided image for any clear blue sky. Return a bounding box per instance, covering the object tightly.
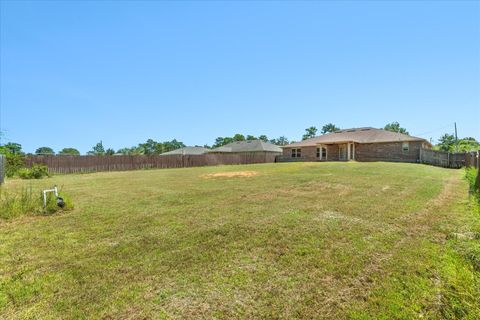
[1,1,479,154]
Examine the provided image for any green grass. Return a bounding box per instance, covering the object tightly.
[0,162,479,319]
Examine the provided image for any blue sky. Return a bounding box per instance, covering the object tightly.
[1,1,479,154]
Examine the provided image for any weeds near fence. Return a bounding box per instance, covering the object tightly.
[465,168,480,216]
[466,168,478,191]
[4,153,25,177]
[0,186,73,220]
[17,164,50,179]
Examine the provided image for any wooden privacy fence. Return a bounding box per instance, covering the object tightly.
[24,153,279,174]
[465,151,480,169]
[0,155,5,184]
[420,148,479,169]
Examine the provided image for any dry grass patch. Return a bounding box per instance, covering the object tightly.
[0,162,478,319]
[202,171,259,178]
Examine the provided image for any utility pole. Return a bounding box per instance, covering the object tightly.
[454,122,458,152]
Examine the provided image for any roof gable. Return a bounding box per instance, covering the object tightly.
[160,146,209,155]
[284,127,428,148]
[209,140,282,153]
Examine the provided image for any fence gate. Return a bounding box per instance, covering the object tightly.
[0,154,5,184]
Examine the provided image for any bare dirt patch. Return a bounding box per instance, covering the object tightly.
[247,181,353,202]
[202,171,259,179]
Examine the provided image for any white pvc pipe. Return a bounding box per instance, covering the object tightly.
[43,186,58,208]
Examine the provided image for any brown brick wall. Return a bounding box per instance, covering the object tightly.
[355,141,423,162]
[282,145,339,161]
[282,141,425,163]
[282,146,317,161]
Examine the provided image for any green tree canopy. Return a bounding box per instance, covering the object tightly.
[213,134,285,147]
[384,122,409,135]
[212,137,234,148]
[116,146,144,155]
[116,147,132,155]
[162,139,186,153]
[302,126,318,140]
[321,123,340,134]
[87,141,106,155]
[457,137,480,152]
[105,148,115,155]
[58,148,80,155]
[258,135,269,142]
[437,134,456,152]
[139,139,161,155]
[1,142,23,155]
[271,136,289,146]
[35,147,55,155]
[232,134,245,142]
[116,138,186,155]
[0,142,25,177]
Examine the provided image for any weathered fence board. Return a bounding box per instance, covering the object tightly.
[24,153,279,174]
[22,150,480,175]
[0,155,5,184]
[419,148,473,169]
[465,151,480,169]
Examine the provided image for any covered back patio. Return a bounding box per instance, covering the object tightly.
[316,142,355,161]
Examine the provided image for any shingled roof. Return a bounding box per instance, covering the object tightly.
[209,140,282,153]
[284,127,429,148]
[160,146,209,155]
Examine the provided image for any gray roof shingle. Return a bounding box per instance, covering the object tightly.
[284,127,429,148]
[209,140,282,153]
[160,146,209,155]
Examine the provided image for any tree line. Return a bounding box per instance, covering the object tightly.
[1,121,479,157]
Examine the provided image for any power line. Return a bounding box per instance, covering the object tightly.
[413,123,454,137]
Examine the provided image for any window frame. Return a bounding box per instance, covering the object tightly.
[316,146,328,160]
[402,142,409,152]
[291,148,302,158]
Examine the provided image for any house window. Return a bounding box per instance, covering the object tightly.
[291,148,301,158]
[317,147,327,160]
[402,142,409,152]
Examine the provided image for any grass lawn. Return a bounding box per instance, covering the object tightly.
[0,162,479,319]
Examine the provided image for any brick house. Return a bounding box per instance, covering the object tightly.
[281,127,432,163]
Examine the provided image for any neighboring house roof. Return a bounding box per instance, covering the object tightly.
[160,146,209,155]
[209,140,282,153]
[284,127,430,148]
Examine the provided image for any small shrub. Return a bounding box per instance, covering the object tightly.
[17,168,32,179]
[0,187,73,220]
[5,153,25,177]
[44,191,74,214]
[17,164,50,179]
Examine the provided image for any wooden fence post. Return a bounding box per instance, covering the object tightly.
[476,155,480,192]
[0,154,5,184]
